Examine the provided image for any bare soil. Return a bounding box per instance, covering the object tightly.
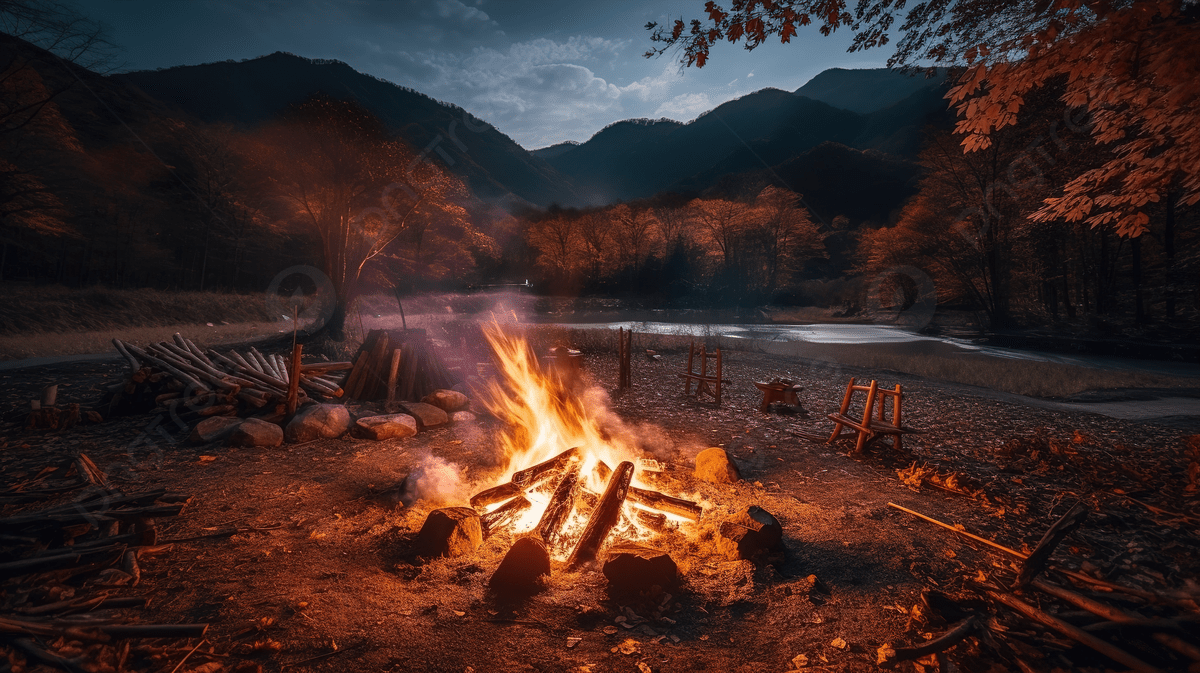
[1,348,1198,672]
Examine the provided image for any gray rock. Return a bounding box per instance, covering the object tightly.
[415,507,482,558]
[603,543,678,593]
[450,411,476,423]
[356,413,418,440]
[694,447,740,484]
[189,416,243,443]
[228,418,283,448]
[421,389,469,412]
[284,403,351,443]
[489,536,550,595]
[401,402,449,429]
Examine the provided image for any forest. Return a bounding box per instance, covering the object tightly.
[2,0,1198,340]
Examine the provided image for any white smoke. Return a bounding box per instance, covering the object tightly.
[401,453,467,506]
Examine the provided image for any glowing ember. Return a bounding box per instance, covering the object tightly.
[474,322,697,561]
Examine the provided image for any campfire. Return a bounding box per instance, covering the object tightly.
[413,324,705,592]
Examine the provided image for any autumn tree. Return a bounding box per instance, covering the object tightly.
[749,186,824,293]
[609,203,661,272]
[526,209,580,287]
[253,96,469,340]
[647,0,1200,238]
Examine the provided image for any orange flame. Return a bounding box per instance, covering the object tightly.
[476,321,688,555]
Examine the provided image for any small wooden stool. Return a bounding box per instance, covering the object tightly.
[754,378,803,412]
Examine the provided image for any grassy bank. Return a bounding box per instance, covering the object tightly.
[0,285,286,361]
[0,285,278,335]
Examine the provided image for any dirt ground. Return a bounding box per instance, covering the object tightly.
[2,347,1198,672]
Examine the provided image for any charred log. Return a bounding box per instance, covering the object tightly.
[567,461,634,569]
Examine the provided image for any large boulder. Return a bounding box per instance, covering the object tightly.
[189,416,243,444]
[489,536,551,596]
[227,418,283,448]
[284,403,351,443]
[602,543,678,593]
[694,447,740,484]
[401,402,449,429]
[421,389,470,413]
[356,414,418,440]
[718,506,784,560]
[414,507,482,558]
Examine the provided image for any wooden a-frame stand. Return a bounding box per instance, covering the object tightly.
[677,342,722,405]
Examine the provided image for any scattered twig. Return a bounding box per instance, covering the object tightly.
[167,639,208,673]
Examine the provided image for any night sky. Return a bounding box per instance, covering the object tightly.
[74,0,885,149]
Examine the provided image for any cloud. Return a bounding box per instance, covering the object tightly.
[654,92,712,120]
[619,65,683,103]
[434,0,491,22]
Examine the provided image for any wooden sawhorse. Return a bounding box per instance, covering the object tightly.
[677,342,722,405]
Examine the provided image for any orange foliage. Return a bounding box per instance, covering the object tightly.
[648,0,1199,238]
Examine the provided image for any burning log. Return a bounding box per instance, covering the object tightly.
[627,487,702,521]
[480,496,531,537]
[567,460,634,568]
[535,466,581,551]
[470,483,522,510]
[512,447,580,488]
[592,460,612,486]
[635,510,668,531]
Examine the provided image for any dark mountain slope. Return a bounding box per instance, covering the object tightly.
[795,67,947,114]
[117,52,579,207]
[544,89,863,204]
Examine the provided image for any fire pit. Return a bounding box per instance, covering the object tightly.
[411,324,712,594]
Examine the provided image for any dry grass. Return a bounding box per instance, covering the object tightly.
[0,321,296,361]
[0,285,277,335]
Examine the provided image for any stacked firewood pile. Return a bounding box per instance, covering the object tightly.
[342,329,459,403]
[106,335,349,419]
[882,502,1200,671]
[0,455,219,673]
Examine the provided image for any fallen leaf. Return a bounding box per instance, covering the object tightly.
[876,644,896,665]
[567,637,582,649]
[976,570,988,583]
[637,662,652,673]
[617,639,640,655]
[944,549,956,558]
[453,611,465,617]
[792,653,809,667]
[830,637,847,649]
[199,455,217,463]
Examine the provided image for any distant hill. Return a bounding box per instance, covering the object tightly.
[117,52,580,208]
[543,80,951,206]
[794,67,947,114]
[530,141,580,160]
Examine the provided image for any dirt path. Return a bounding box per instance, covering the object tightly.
[1,349,1197,672]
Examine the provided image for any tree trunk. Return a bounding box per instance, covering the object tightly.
[1164,190,1176,318]
[1132,236,1145,323]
